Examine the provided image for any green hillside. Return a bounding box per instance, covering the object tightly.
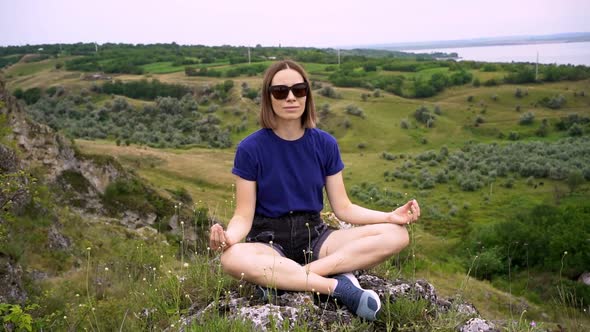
[1,43,589,331]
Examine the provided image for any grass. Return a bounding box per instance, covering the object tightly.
[3,57,590,330]
[141,62,185,74]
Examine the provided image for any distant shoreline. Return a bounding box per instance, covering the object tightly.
[400,39,590,52]
[351,32,590,51]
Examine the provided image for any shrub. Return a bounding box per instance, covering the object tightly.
[519,112,535,125]
[508,131,520,141]
[483,78,499,86]
[540,94,567,109]
[414,105,435,127]
[568,123,583,136]
[433,105,442,115]
[318,86,341,99]
[345,104,366,118]
[381,152,397,161]
[400,119,410,129]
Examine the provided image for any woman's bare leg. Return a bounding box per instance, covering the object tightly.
[306,223,409,276]
[220,243,337,294]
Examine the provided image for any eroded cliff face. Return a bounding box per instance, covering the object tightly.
[1,78,122,196]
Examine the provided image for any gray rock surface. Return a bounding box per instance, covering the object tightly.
[0,254,27,305]
[170,274,496,332]
[460,317,499,332]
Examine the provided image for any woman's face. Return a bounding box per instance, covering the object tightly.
[270,68,306,124]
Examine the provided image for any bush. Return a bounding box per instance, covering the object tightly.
[345,104,365,118]
[508,132,520,141]
[519,112,535,125]
[318,86,341,99]
[400,119,410,129]
[483,78,499,86]
[568,123,583,136]
[540,94,567,109]
[414,105,435,127]
[381,152,397,161]
[465,204,590,280]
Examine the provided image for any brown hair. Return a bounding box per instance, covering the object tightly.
[259,60,317,129]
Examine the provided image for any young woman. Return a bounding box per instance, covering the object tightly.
[209,60,420,320]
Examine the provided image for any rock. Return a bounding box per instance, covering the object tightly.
[173,274,488,332]
[0,144,18,172]
[459,317,498,332]
[0,253,27,305]
[174,291,352,332]
[47,223,71,251]
[357,274,438,304]
[578,272,590,285]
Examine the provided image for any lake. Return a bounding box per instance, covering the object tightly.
[403,41,590,66]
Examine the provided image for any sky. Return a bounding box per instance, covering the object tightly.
[1,0,589,48]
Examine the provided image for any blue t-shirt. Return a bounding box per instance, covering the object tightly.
[232,128,345,217]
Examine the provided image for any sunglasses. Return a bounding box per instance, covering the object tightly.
[269,82,308,99]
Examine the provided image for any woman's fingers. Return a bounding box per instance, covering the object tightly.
[412,199,421,218]
[209,224,227,251]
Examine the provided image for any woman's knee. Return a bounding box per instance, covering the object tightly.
[380,223,410,254]
[220,244,243,276]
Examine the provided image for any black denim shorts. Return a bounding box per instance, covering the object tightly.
[246,212,334,265]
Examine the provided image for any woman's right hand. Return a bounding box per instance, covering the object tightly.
[209,223,230,251]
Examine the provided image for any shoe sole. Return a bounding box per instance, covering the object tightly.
[341,273,381,320]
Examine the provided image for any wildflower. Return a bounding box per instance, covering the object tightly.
[64,316,67,319]
[181,221,184,225]
[153,267,156,271]
[86,247,91,251]
[241,272,245,277]
[143,277,147,281]
[75,293,80,297]
[530,321,536,327]
[564,251,568,255]
[104,267,109,271]
[184,263,189,268]
[185,294,190,298]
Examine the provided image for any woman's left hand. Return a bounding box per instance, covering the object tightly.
[387,199,421,225]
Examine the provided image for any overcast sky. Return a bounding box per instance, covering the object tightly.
[1,0,589,48]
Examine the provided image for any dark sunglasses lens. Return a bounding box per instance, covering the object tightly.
[270,86,289,99]
[291,83,308,97]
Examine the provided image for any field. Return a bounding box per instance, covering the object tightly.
[1,45,589,330]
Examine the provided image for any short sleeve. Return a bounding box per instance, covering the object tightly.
[324,135,345,176]
[232,145,257,181]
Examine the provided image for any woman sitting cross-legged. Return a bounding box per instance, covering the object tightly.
[209,60,420,321]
